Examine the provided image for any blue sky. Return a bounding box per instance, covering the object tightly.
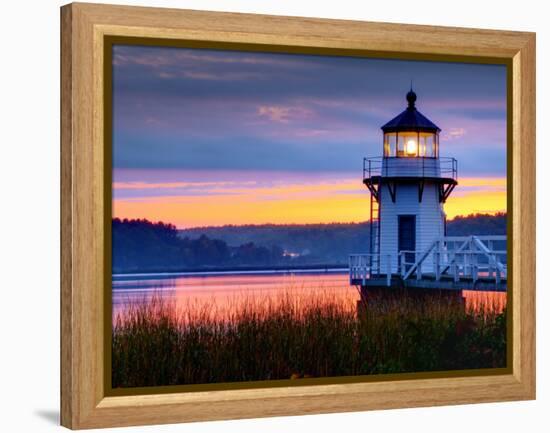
[113,45,506,175]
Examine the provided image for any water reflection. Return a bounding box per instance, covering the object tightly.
[112,272,506,323]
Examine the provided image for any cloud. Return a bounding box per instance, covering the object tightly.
[113,180,257,190]
[257,105,314,123]
[114,46,315,69]
[442,127,467,140]
[157,70,266,82]
[113,169,362,200]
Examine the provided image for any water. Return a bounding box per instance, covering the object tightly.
[112,270,506,322]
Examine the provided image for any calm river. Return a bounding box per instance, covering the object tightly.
[112,270,506,322]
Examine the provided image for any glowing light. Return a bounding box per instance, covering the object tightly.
[406,139,417,156]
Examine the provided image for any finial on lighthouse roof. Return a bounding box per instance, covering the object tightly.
[406,82,417,109]
[381,86,440,132]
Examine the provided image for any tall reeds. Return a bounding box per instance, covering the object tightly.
[112,287,506,388]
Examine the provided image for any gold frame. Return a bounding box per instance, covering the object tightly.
[61,2,536,429]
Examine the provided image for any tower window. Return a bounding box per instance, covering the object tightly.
[384,131,438,158]
[397,132,419,157]
[384,132,397,157]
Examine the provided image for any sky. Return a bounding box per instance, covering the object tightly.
[112,44,507,228]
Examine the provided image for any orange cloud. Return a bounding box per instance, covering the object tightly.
[113,176,506,228]
[444,177,506,218]
[114,194,367,228]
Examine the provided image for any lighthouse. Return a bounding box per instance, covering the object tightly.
[350,89,506,292]
[363,89,458,274]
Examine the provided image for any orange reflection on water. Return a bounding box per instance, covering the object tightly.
[113,272,359,323]
[113,272,506,324]
[463,290,507,313]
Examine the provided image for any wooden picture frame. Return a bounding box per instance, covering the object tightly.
[60,2,536,429]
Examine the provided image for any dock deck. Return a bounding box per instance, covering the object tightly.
[350,273,507,292]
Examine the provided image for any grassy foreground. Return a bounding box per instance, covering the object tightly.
[112,290,506,388]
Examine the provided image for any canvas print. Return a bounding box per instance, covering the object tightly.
[110,45,508,389]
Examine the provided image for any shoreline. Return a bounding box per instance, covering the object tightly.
[113,266,349,280]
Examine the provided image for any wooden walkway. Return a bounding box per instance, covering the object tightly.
[350,273,507,292]
[349,235,507,292]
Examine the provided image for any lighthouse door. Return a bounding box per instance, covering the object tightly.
[398,215,416,271]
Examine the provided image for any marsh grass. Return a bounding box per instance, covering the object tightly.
[112,287,506,388]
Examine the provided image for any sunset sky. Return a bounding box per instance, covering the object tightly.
[112,45,507,228]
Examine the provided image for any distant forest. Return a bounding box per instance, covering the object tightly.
[112,218,285,273]
[112,213,506,273]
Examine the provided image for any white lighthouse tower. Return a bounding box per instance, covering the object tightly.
[363,89,457,274]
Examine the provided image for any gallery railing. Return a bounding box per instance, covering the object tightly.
[363,156,457,181]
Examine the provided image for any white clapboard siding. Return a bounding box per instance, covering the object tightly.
[379,182,445,273]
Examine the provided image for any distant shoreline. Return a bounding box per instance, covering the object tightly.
[112,214,506,279]
[113,265,349,280]
[176,212,507,231]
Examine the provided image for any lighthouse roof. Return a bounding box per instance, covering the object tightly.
[381,90,441,133]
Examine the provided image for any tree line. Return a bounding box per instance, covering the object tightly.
[112,218,287,273]
[113,213,507,273]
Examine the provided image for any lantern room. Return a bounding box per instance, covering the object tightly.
[382,90,440,158]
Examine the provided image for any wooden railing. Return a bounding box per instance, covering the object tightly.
[349,253,392,286]
[349,235,506,288]
[399,235,507,284]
